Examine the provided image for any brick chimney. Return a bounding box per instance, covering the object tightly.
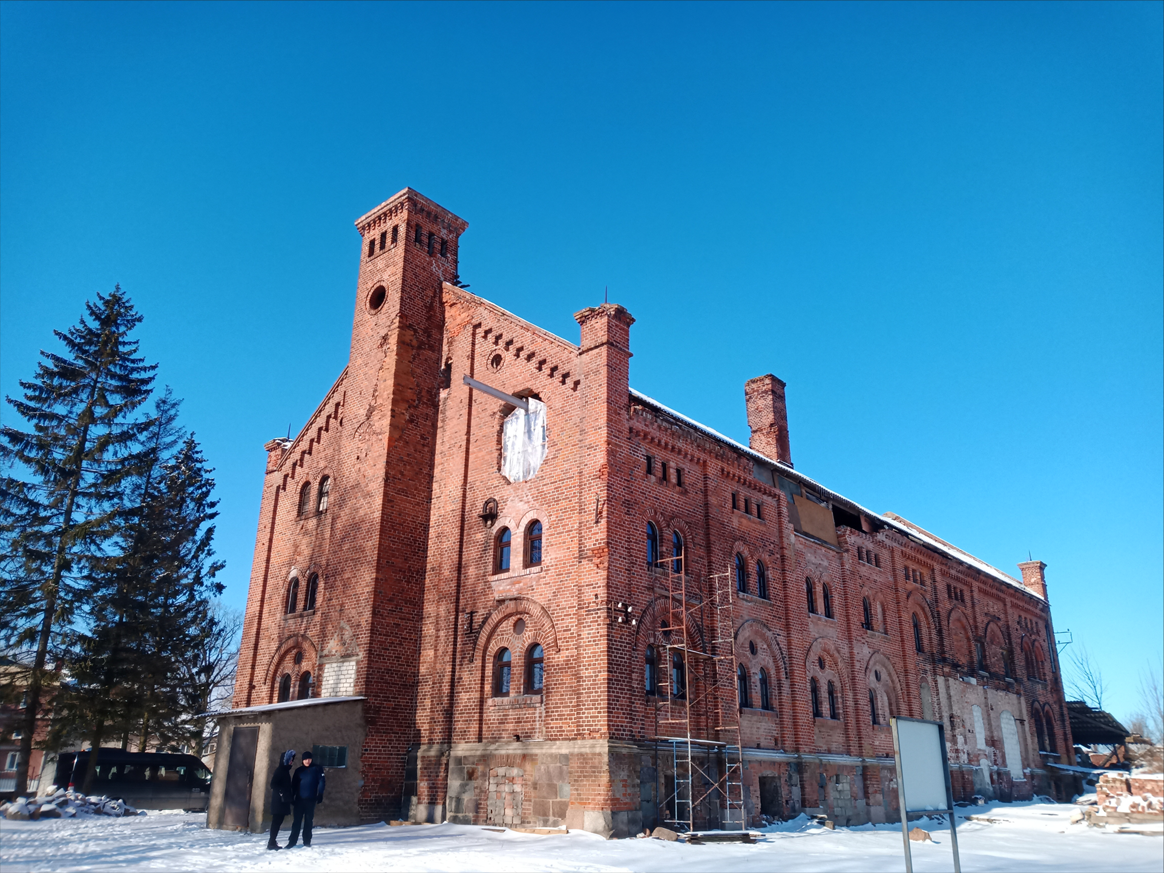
[1017,560,1048,600]
[745,374,792,466]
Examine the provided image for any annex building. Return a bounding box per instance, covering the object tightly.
[208,188,1074,837]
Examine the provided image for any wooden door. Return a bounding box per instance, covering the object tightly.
[222,727,258,830]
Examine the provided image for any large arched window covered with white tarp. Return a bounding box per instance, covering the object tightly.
[501,397,548,483]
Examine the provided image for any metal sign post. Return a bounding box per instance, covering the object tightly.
[890,716,961,873]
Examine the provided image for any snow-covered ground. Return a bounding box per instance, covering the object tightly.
[2,801,1161,872]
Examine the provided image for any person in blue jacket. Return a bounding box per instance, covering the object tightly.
[286,750,325,848]
[267,750,295,851]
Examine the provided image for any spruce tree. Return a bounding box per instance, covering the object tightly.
[0,287,156,795]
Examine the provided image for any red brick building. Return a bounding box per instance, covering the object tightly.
[209,188,1074,836]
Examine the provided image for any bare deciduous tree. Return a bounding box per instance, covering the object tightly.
[1134,661,1163,745]
[1067,644,1107,711]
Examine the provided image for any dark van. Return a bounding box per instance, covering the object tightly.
[55,750,212,811]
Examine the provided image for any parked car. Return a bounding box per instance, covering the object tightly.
[55,750,212,811]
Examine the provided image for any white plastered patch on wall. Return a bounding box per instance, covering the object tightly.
[501,398,548,484]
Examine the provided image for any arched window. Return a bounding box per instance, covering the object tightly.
[737,664,750,708]
[278,673,292,703]
[756,562,768,599]
[822,584,833,618]
[912,614,924,653]
[525,520,543,567]
[806,577,816,614]
[827,681,839,720]
[298,481,312,516]
[1045,713,1057,753]
[1023,642,1035,678]
[304,574,318,611]
[810,677,822,718]
[646,523,659,569]
[975,640,986,672]
[862,597,872,630]
[525,644,544,694]
[494,528,511,573]
[1033,709,1046,751]
[735,554,747,594]
[759,668,771,711]
[671,651,687,698]
[317,476,331,512]
[671,531,684,574]
[297,672,312,700]
[645,645,658,695]
[869,689,879,726]
[285,578,300,614]
[492,649,512,697]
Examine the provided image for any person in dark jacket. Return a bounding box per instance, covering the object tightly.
[286,750,326,848]
[267,750,295,850]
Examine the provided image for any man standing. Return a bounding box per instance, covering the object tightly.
[286,750,325,848]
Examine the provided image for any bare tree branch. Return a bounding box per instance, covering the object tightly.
[1067,644,1107,711]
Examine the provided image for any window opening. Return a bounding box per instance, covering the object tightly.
[759,668,771,711]
[862,597,872,630]
[414,224,423,244]
[526,644,544,694]
[671,531,684,574]
[525,520,543,566]
[493,649,512,697]
[671,651,687,698]
[645,645,657,695]
[312,745,348,768]
[367,239,375,258]
[645,455,654,475]
[379,230,387,251]
[737,664,750,709]
[976,640,986,672]
[756,502,763,520]
[823,583,833,618]
[286,578,299,614]
[869,689,879,725]
[305,574,318,611]
[810,678,821,718]
[735,553,747,594]
[278,673,292,703]
[806,577,816,614]
[297,672,312,700]
[495,528,511,573]
[317,476,330,512]
[828,681,839,720]
[744,497,751,515]
[391,224,399,244]
[298,481,312,516]
[660,461,668,482]
[440,238,448,258]
[756,561,768,599]
[731,492,738,510]
[427,232,435,255]
[646,522,659,568]
[913,614,924,653]
[675,467,683,487]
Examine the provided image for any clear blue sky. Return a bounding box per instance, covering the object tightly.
[2,2,1160,726]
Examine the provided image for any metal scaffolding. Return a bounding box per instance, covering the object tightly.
[651,549,746,832]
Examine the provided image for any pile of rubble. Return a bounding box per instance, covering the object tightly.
[1078,771,1163,833]
[2,788,142,820]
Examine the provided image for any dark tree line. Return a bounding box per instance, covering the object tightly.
[0,287,232,794]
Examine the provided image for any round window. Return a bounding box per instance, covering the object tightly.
[749,641,757,655]
[875,669,882,682]
[367,285,387,312]
[818,657,826,670]
[514,618,526,635]
[489,352,504,371]
[294,651,304,665]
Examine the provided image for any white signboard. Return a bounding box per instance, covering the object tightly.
[891,716,961,873]
[896,718,949,811]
